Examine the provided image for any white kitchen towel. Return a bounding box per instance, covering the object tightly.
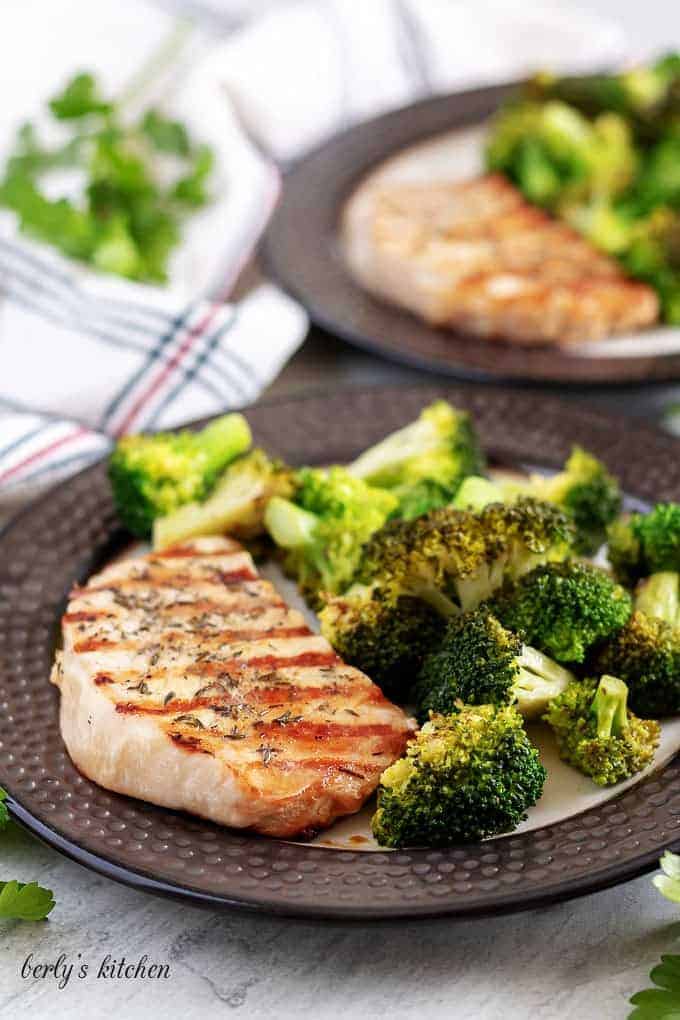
[0,0,627,506]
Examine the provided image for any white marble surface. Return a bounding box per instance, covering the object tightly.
[4,2,680,1019]
[1,817,679,1020]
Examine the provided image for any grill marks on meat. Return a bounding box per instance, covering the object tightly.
[342,173,659,346]
[53,535,410,837]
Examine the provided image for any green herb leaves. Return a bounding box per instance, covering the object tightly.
[0,788,55,921]
[0,70,215,283]
[630,955,680,1019]
[49,72,113,120]
[629,853,680,1017]
[0,881,55,922]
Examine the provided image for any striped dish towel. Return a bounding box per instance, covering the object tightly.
[0,0,307,512]
[1,0,627,512]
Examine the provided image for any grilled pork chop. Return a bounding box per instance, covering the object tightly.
[342,173,659,346]
[52,536,410,838]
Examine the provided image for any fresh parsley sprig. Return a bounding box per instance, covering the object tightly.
[0,64,214,283]
[0,788,55,922]
[629,851,680,1018]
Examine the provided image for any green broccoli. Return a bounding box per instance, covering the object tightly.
[592,572,680,717]
[359,497,574,613]
[319,585,446,700]
[486,100,637,210]
[622,208,680,323]
[500,447,622,555]
[489,561,632,663]
[371,705,546,848]
[152,448,294,550]
[263,467,398,606]
[607,503,680,585]
[544,675,660,786]
[523,56,680,141]
[108,413,252,537]
[412,609,575,723]
[347,400,485,520]
[320,498,573,690]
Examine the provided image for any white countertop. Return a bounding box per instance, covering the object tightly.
[3,2,680,1018]
[0,817,678,1020]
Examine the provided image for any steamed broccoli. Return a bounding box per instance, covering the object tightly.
[412,609,575,722]
[371,705,546,848]
[152,449,294,550]
[359,497,574,613]
[263,467,397,605]
[500,447,622,554]
[592,572,680,717]
[108,413,252,537]
[524,55,680,142]
[622,208,680,323]
[486,100,637,210]
[320,498,573,694]
[544,675,660,786]
[347,400,485,520]
[607,503,680,585]
[319,586,446,700]
[490,561,632,663]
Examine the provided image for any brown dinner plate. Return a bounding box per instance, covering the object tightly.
[2,384,680,920]
[261,81,680,385]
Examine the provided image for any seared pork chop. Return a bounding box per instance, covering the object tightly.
[52,536,410,838]
[342,173,659,346]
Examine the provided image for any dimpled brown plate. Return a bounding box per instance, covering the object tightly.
[3,384,680,920]
[262,81,680,385]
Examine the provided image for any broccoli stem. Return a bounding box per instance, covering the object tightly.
[408,585,460,618]
[198,414,252,473]
[264,496,318,550]
[451,476,502,512]
[591,675,629,739]
[635,571,680,626]
[517,645,575,687]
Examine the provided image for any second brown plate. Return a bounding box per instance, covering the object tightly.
[262,82,680,384]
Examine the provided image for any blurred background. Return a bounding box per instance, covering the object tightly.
[2,0,680,507]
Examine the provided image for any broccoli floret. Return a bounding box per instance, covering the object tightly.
[607,503,680,584]
[544,675,660,785]
[319,585,446,700]
[501,447,622,555]
[108,413,252,537]
[371,705,546,847]
[490,561,632,664]
[592,609,680,717]
[622,209,680,323]
[320,498,572,690]
[523,57,680,141]
[347,400,485,520]
[413,609,575,722]
[486,101,637,211]
[359,497,574,615]
[263,467,398,605]
[152,449,294,550]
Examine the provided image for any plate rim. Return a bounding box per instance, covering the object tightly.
[261,81,680,385]
[3,382,680,921]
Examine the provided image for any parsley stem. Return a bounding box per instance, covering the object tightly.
[117,19,195,111]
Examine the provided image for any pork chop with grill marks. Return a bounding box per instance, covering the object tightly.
[342,173,659,346]
[52,536,411,838]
